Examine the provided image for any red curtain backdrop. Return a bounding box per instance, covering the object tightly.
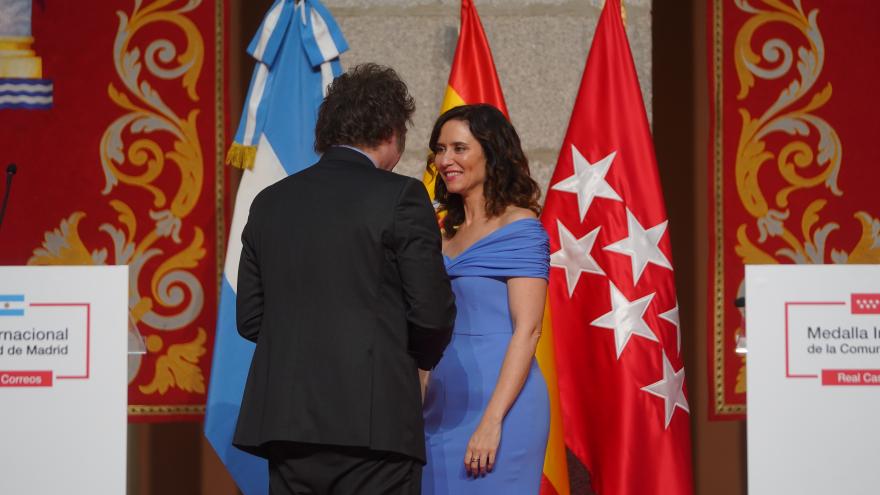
[708,0,880,419]
[0,0,227,421]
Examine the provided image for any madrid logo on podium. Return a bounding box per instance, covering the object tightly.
[0,293,91,387]
[784,293,880,386]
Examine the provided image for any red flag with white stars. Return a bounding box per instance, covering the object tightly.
[540,0,694,493]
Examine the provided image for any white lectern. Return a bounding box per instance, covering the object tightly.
[0,266,127,494]
[746,265,880,495]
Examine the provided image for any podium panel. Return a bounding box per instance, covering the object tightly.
[0,266,127,494]
[746,265,880,495]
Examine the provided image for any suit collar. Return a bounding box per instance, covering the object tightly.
[321,146,377,170]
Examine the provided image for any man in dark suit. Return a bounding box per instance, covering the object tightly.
[233,64,456,494]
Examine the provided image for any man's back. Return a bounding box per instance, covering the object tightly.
[233,146,455,462]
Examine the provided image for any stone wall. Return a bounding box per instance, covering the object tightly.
[326,0,652,195]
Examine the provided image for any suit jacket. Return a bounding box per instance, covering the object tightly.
[232,146,456,462]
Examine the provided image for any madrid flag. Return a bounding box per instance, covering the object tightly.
[540,0,694,493]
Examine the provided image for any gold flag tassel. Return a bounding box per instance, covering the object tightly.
[225,142,257,170]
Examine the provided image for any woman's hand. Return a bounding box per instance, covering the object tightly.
[464,416,501,476]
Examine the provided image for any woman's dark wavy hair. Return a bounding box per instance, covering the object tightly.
[429,104,541,236]
[315,63,415,153]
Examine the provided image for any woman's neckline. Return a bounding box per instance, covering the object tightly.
[442,217,538,261]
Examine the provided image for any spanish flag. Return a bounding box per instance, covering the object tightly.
[422,0,508,200]
[538,303,571,495]
[423,2,570,493]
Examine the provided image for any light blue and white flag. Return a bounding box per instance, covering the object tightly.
[204,1,347,493]
[0,294,25,317]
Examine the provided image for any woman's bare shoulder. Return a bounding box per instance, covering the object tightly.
[502,206,538,225]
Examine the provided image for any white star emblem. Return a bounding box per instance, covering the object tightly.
[603,208,673,285]
[659,302,681,355]
[550,146,622,221]
[591,282,657,359]
[641,350,690,429]
[550,220,604,297]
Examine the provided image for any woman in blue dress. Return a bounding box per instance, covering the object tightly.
[421,104,550,494]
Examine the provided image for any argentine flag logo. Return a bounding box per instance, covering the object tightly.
[0,295,25,317]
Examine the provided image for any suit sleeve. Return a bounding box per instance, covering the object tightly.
[391,179,456,370]
[236,201,264,343]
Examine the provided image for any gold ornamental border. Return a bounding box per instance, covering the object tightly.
[712,0,746,417]
[214,0,226,311]
[128,0,225,419]
[130,404,206,416]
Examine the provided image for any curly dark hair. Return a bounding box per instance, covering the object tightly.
[315,63,415,153]
[429,104,541,236]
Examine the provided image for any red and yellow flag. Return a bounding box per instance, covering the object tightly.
[423,1,570,493]
[537,300,571,495]
[439,0,508,116]
[422,0,508,200]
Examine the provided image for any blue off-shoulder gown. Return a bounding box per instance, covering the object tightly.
[422,218,551,494]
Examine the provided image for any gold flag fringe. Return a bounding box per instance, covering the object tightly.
[226,142,257,170]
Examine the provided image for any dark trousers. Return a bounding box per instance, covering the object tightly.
[266,442,422,495]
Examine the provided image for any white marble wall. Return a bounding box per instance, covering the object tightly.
[325,0,652,195]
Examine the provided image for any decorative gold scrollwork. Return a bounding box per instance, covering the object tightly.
[30,0,208,395]
[733,0,879,266]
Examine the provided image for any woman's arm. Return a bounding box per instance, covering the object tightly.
[419,369,431,403]
[464,276,547,476]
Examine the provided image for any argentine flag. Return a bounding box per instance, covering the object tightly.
[204,1,347,493]
[0,295,25,317]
